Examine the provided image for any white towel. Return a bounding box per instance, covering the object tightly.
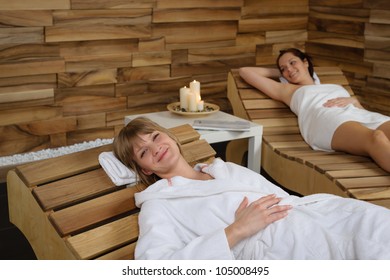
[279,71,321,85]
[98,151,137,186]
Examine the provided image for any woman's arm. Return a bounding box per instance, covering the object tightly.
[225,194,292,248]
[239,67,297,106]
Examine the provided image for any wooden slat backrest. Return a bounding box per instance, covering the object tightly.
[10,123,216,259]
[16,124,200,188]
[49,138,216,237]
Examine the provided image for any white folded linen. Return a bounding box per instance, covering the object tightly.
[98,151,137,186]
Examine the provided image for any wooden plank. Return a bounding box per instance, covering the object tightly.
[0,10,53,27]
[239,17,308,33]
[17,116,77,136]
[76,113,106,130]
[153,21,237,44]
[0,59,65,78]
[72,0,155,9]
[188,45,256,63]
[16,144,113,187]
[153,7,241,23]
[348,187,390,201]
[96,243,136,260]
[132,51,171,67]
[33,169,115,211]
[252,117,298,128]
[45,9,151,42]
[60,95,127,116]
[50,187,138,236]
[315,161,380,172]
[46,25,151,43]
[239,88,269,99]
[0,124,50,157]
[0,106,61,126]
[326,168,388,179]
[0,27,43,45]
[66,214,139,260]
[65,54,132,72]
[181,139,216,164]
[58,69,118,88]
[0,88,53,104]
[266,29,308,44]
[118,65,170,81]
[337,176,390,189]
[59,40,138,59]
[243,99,287,109]
[156,0,244,9]
[169,124,200,144]
[0,0,70,10]
[247,108,295,119]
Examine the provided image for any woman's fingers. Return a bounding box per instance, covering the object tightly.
[236,197,249,214]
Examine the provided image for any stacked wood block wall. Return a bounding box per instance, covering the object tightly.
[306,0,390,115]
[0,0,388,159]
[0,0,309,157]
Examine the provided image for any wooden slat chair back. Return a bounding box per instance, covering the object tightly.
[7,124,216,260]
[226,67,390,208]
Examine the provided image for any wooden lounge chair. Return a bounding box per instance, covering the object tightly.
[7,124,216,260]
[226,67,390,209]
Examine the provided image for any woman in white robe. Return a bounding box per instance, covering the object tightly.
[113,117,390,260]
[239,48,390,172]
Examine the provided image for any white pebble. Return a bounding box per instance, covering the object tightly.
[0,138,114,167]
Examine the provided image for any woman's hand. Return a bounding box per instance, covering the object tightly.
[225,194,292,248]
[323,97,364,109]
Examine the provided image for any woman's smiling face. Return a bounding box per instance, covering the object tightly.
[278,52,310,84]
[132,130,181,176]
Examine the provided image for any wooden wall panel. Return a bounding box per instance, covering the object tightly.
[0,0,388,158]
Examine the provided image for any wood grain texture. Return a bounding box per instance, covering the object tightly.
[0,0,388,158]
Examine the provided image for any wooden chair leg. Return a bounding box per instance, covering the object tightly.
[226,139,249,167]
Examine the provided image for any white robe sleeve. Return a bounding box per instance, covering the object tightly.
[135,201,235,260]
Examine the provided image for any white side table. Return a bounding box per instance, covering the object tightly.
[124,111,263,173]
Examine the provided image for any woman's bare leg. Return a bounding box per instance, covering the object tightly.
[331,121,390,172]
[377,121,390,139]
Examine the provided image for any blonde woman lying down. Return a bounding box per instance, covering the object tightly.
[113,117,390,260]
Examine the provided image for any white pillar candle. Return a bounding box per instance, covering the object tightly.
[190,80,201,101]
[188,92,197,112]
[197,100,204,111]
[179,86,190,110]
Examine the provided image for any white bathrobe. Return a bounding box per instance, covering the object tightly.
[134,158,390,260]
[290,84,390,151]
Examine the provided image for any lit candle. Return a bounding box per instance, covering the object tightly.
[179,86,190,110]
[197,100,204,111]
[190,80,201,101]
[188,91,197,112]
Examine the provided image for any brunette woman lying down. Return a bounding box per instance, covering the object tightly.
[239,48,390,173]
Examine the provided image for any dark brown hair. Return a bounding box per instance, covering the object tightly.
[276,48,314,79]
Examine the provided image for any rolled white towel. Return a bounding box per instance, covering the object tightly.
[279,71,321,85]
[98,151,137,186]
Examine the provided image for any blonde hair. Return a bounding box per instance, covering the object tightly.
[113,117,181,186]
